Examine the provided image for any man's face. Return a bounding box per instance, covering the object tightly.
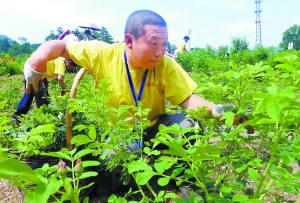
[127,25,168,69]
[65,61,75,70]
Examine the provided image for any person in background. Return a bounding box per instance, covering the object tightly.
[85,29,95,40]
[12,33,78,124]
[78,34,84,41]
[165,49,176,60]
[22,9,253,191]
[12,58,77,123]
[177,35,189,53]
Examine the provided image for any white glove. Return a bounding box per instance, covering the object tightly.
[211,104,236,119]
[24,60,46,94]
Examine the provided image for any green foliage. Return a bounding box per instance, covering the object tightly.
[231,36,249,53]
[177,46,231,74]
[0,53,22,75]
[94,27,114,44]
[279,24,300,50]
[1,52,300,202]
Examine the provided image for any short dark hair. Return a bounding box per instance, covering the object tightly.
[124,10,167,40]
[183,36,189,40]
[85,30,91,35]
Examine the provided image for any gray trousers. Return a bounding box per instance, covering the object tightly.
[108,113,197,157]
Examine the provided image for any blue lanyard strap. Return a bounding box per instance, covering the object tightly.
[124,50,149,107]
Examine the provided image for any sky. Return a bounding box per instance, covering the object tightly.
[0,0,299,49]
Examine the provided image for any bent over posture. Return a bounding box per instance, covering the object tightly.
[22,9,253,191]
[13,57,76,122]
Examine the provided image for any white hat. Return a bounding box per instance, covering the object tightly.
[62,33,78,42]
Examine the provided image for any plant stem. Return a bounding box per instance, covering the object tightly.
[195,161,211,203]
[253,127,282,198]
[259,159,283,200]
[145,182,157,198]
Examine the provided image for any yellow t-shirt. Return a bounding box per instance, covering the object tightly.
[177,40,186,53]
[45,57,66,78]
[68,41,197,127]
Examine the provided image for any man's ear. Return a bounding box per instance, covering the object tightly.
[125,34,134,49]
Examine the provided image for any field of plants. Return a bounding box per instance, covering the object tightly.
[0,46,300,203]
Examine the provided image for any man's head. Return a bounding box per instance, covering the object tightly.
[124,10,168,69]
[64,59,77,71]
[85,30,92,35]
[124,10,167,40]
[183,36,189,42]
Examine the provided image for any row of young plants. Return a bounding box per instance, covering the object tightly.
[0,51,299,202]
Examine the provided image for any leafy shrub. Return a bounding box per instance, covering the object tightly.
[0,53,22,75]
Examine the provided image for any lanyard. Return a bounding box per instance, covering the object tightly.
[124,50,148,107]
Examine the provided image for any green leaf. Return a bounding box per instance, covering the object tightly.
[277,89,295,98]
[292,145,300,154]
[88,125,97,141]
[186,145,220,155]
[128,160,152,173]
[79,171,98,179]
[0,159,45,184]
[136,171,155,185]
[256,119,275,124]
[74,149,97,160]
[41,151,72,161]
[246,200,265,203]
[248,168,259,181]
[232,194,249,201]
[220,186,232,196]
[70,135,92,146]
[266,83,278,96]
[266,98,280,122]
[82,160,100,168]
[154,160,169,173]
[236,164,247,173]
[158,177,170,186]
[73,124,87,131]
[164,192,178,199]
[30,124,55,135]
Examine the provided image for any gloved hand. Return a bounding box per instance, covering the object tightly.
[212,104,255,134]
[60,89,67,96]
[24,60,46,94]
[238,116,255,134]
[211,104,236,120]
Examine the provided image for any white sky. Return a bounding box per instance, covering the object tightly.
[0,0,299,49]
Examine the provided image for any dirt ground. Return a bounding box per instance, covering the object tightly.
[1,165,299,203]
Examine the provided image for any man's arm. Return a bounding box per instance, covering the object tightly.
[58,74,65,89]
[29,40,70,72]
[58,74,67,96]
[25,40,71,93]
[180,94,216,118]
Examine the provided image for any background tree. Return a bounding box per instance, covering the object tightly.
[166,42,177,53]
[0,38,11,53]
[8,42,32,61]
[231,36,249,53]
[45,30,58,41]
[279,24,300,50]
[93,27,114,44]
[217,45,229,58]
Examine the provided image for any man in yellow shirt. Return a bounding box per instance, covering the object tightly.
[22,9,250,141]
[177,36,190,53]
[12,57,76,122]
[22,9,252,193]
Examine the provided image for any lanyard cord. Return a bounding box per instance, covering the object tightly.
[124,50,148,107]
